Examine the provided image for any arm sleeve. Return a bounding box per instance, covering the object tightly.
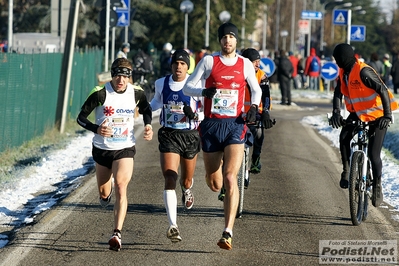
[76,88,106,134]
[150,78,164,111]
[360,67,392,117]
[244,59,262,105]
[332,78,343,112]
[135,89,152,125]
[183,55,213,97]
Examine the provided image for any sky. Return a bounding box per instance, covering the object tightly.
[375,0,398,22]
[1,90,399,249]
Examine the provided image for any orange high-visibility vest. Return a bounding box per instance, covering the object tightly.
[339,61,398,122]
[244,69,265,113]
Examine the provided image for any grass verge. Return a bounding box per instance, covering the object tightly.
[0,119,85,185]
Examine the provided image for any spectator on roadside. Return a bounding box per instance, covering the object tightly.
[297,53,306,89]
[367,52,384,79]
[288,51,299,90]
[159,42,173,77]
[185,48,196,74]
[195,46,210,65]
[391,54,399,94]
[304,47,321,90]
[277,49,294,105]
[116,43,130,59]
[382,53,392,87]
[269,50,280,91]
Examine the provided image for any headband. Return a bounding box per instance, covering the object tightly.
[111,67,132,77]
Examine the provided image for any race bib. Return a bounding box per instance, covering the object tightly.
[105,117,132,143]
[210,89,238,116]
[163,104,189,129]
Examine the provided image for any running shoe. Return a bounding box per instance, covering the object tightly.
[108,231,122,251]
[181,179,194,209]
[217,231,232,250]
[166,225,182,243]
[218,186,226,202]
[244,174,250,189]
[249,157,261,174]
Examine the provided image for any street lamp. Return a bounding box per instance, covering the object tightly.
[180,0,194,49]
[280,30,288,51]
[219,10,231,23]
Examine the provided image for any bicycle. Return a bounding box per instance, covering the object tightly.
[329,116,373,226]
[236,118,276,218]
[347,120,373,226]
[236,144,249,218]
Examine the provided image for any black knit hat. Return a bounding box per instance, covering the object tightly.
[333,43,356,70]
[218,22,239,42]
[171,49,190,68]
[241,48,260,62]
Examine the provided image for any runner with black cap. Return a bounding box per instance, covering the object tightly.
[183,22,262,250]
[150,49,203,243]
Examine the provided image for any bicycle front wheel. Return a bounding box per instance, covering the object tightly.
[236,147,248,218]
[349,151,365,226]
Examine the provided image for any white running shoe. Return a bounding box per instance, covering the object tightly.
[108,231,122,251]
[167,225,182,243]
[180,179,194,209]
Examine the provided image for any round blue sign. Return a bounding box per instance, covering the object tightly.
[320,62,339,81]
[259,58,276,77]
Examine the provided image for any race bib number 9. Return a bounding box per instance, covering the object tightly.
[211,89,238,116]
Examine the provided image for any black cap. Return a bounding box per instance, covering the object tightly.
[218,22,239,42]
[241,48,260,62]
[171,49,190,68]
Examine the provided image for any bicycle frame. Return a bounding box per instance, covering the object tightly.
[349,121,372,193]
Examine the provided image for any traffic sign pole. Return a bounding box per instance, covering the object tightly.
[346,9,352,44]
[105,0,110,71]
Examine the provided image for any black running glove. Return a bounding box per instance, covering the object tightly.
[377,116,391,129]
[330,111,344,129]
[202,87,217,99]
[247,105,258,123]
[261,111,273,129]
[183,103,195,120]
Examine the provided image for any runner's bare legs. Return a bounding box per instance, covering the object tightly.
[203,144,244,231]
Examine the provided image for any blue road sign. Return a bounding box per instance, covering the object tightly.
[260,58,276,77]
[350,25,366,42]
[333,9,348,25]
[321,62,339,81]
[116,0,130,27]
[301,10,323,20]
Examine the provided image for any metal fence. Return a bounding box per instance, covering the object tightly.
[0,48,103,152]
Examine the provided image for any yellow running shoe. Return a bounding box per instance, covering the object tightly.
[217,231,232,250]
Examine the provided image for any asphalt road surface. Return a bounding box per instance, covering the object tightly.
[1,99,398,266]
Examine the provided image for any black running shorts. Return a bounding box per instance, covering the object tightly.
[92,145,136,169]
[158,127,200,159]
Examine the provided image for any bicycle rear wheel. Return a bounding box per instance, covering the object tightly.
[349,151,365,226]
[236,147,248,218]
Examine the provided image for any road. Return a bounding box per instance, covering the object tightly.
[1,99,398,266]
